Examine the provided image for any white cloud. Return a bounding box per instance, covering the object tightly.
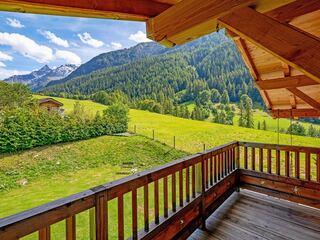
[55,50,81,65]
[129,31,152,43]
[0,51,13,61]
[0,32,54,63]
[39,30,69,48]
[111,42,122,50]
[0,62,6,67]
[6,18,24,28]
[77,32,104,48]
[0,68,30,80]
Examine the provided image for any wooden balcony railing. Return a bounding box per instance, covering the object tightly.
[0,141,239,240]
[0,141,319,240]
[238,141,320,209]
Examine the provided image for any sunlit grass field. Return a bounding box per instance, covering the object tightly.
[1,95,317,239]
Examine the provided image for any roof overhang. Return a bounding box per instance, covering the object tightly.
[1,0,320,118]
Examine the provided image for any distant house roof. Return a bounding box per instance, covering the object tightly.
[38,98,64,107]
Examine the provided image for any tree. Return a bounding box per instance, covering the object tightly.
[308,125,317,137]
[262,120,267,130]
[221,90,230,104]
[287,122,306,136]
[195,90,212,107]
[211,89,221,103]
[0,82,33,110]
[238,94,254,128]
[257,121,261,130]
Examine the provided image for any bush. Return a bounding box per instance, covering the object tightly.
[0,104,129,153]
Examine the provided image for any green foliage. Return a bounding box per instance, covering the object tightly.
[238,94,254,128]
[42,32,262,107]
[0,102,129,153]
[287,122,306,136]
[0,82,33,110]
[212,104,235,125]
[191,105,209,120]
[221,90,230,105]
[195,90,212,108]
[262,120,267,131]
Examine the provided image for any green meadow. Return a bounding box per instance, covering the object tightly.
[0,95,319,239]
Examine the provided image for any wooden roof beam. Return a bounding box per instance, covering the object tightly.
[266,0,320,23]
[0,0,173,21]
[233,36,271,109]
[256,76,317,90]
[286,87,320,111]
[146,0,256,47]
[219,7,320,84]
[271,109,320,118]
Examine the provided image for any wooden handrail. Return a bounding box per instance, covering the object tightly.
[0,141,239,240]
[1,140,319,239]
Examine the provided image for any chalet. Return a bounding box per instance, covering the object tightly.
[0,1,319,240]
[38,98,64,114]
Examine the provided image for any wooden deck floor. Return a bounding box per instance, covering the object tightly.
[189,190,320,240]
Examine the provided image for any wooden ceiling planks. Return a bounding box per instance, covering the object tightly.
[0,0,174,21]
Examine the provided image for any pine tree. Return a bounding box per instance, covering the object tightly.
[262,120,267,130]
[257,121,261,130]
[238,94,254,128]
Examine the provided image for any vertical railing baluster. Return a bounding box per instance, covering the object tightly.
[305,153,311,181]
[132,189,138,240]
[295,152,300,179]
[163,177,168,218]
[259,148,263,172]
[186,167,190,202]
[276,150,280,175]
[218,153,221,180]
[214,154,217,183]
[172,173,176,212]
[66,216,76,240]
[244,146,248,169]
[224,151,228,176]
[251,147,255,171]
[317,153,320,183]
[39,226,50,240]
[201,156,206,229]
[144,185,149,231]
[267,149,271,174]
[236,145,240,169]
[154,180,159,224]
[179,170,183,207]
[95,192,107,240]
[205,156,209,188]
[192,165,196,198]
[285,151,290,177]
[210,153,213,186]
[118,195,124,240]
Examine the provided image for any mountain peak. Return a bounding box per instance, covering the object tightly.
[3,64,78,91]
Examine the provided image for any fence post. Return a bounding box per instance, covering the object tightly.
[173,136,176,149]
[134,125,136,134]
[152,130,155,140]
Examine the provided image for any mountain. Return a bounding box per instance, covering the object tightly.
[4,64,78,91]
[47,42,168,87]
[42,32,262,105]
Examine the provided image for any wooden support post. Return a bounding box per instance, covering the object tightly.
[95,192,107,240]
[39,226,50,240]
[66,216,76,240]
[200,156,206,230]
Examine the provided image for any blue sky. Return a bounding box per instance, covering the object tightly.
[0,11,151,78]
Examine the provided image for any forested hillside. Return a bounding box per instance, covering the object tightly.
[42,32,262,106]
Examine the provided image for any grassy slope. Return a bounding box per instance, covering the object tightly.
[1,95,318,239]
[0,135,186,239]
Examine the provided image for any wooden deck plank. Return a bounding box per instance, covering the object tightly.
[188,190,320,240]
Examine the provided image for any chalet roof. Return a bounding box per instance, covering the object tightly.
[38,98,64,107]
[1,0,320,118]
